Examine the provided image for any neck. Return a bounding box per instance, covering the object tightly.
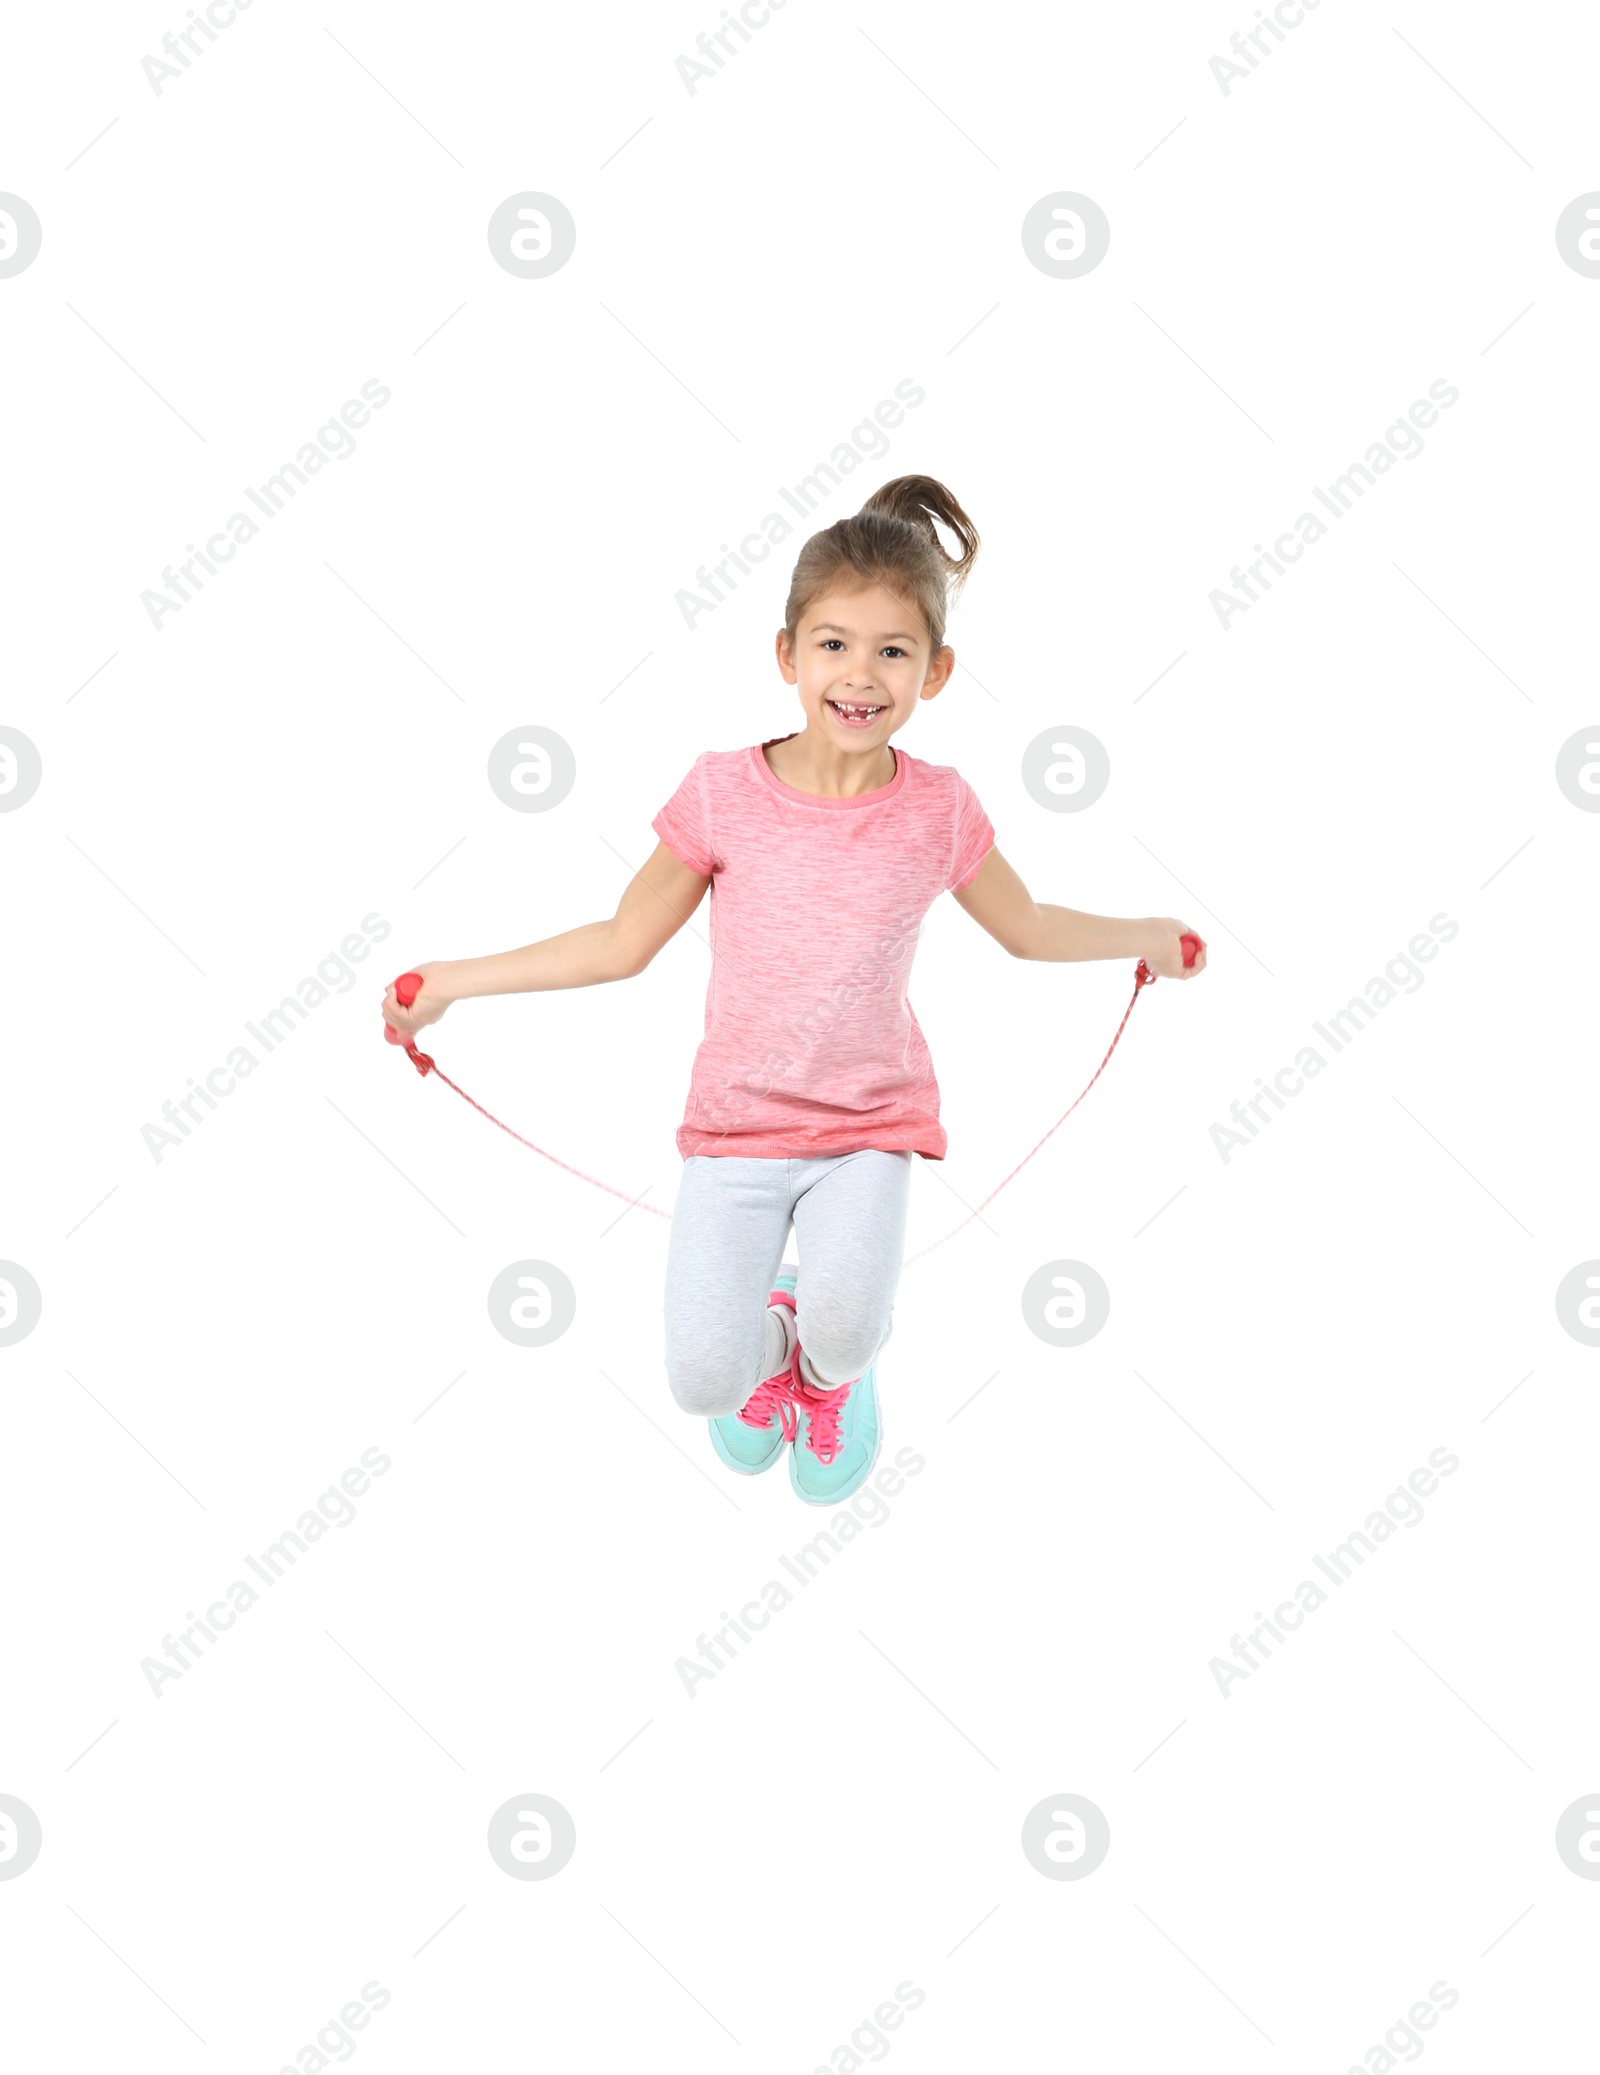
[764,728,897,798]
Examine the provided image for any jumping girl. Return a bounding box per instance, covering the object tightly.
[381,476,1207,1507]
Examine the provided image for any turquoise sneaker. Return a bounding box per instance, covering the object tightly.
[708,1268,800,1476]
[789,1358,882,1506]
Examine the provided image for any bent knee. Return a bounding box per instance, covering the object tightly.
[667,1350,761,1420]
[796,1304,888,1385]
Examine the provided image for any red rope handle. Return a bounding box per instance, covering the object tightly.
[386,975,673,1218]
[383,936,1199,1253]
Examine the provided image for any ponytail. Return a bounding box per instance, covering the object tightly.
[782,473,980,651]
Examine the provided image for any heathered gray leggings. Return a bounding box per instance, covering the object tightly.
[663,1150,913,1418]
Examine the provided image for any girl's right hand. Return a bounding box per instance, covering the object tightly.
[381,962,450,1043]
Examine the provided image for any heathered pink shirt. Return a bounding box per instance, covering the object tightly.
[652,736,995,1161]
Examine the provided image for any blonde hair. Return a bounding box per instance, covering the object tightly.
[782,475,979,653]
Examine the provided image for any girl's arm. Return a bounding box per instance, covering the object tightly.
[952,846,1206,981]
[381,841,712,1038]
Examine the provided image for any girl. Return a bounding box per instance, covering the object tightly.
[381,476,1206,1507]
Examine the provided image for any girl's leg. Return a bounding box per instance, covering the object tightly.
[663,1156,795,1418]
[789,1150,913,1386]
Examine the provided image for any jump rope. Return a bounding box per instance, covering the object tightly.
[383,933,1200,1269]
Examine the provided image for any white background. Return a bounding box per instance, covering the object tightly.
[4,1,1599,2069]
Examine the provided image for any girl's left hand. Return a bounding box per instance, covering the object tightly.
[1147,920,1207,980]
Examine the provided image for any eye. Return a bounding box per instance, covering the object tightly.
[880,645,907,658]
[820,638,845,651]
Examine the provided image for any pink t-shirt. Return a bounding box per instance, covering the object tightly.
[651,736,995,1162]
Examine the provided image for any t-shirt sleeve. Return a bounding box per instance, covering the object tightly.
[651,755,716,876]
[948,771,995,891]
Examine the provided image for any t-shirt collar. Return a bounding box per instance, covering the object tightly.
[751,736,905,808]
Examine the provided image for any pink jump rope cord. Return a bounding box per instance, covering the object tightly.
[384,935,1202,1264]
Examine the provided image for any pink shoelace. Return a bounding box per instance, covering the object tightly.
[738,1371,800,1445]
[791,1375,853,1465]
[736,1286,855,1464]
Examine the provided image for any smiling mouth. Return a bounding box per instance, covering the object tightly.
[826,699,887,728]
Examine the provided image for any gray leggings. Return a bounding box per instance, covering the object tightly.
[663,1151,913,1418]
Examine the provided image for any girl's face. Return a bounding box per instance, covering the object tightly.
[776,582,954,749]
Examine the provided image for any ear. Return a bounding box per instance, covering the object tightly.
[775,626,798,684]
[920,645,956,700]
